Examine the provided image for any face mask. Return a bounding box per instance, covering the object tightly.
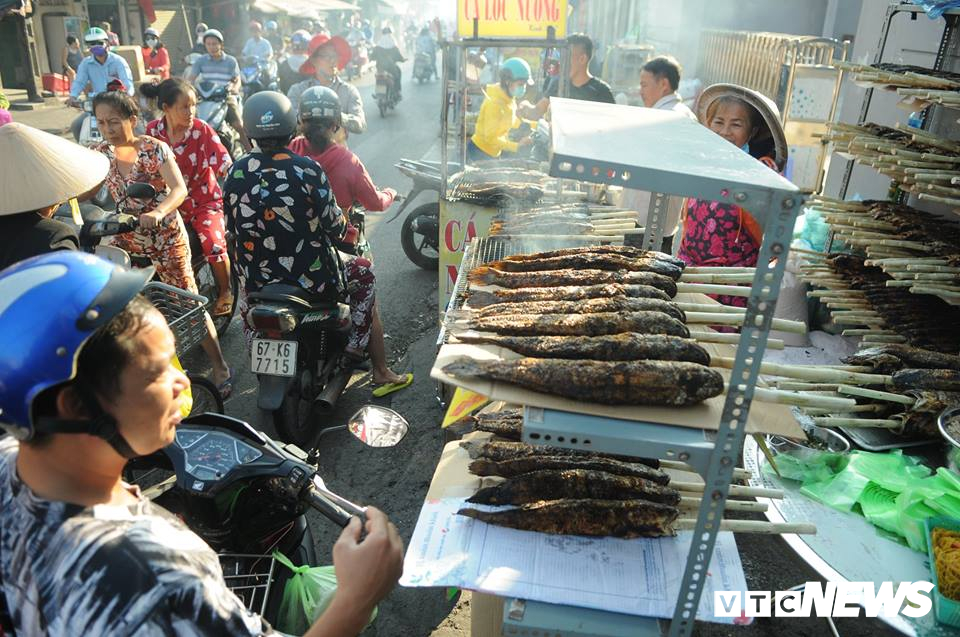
[90,45,107,57]
[145,38,158,48]
[510,85,526,99]
[740,141,751,153]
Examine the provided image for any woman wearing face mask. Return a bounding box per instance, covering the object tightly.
[141,78,234,317]
[676,84,788,307]
[141,28,170,79]
[91,89,234,396]
[468,57,534,162]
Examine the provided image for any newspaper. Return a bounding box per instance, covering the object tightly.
[401,496,749,623]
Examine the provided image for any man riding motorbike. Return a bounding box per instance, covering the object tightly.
[370,27,405,101]
[265,19,284,53]
[224,91,412,395]
[415,26,437,79]
[187,28,252,151]
[0,251,404,636]
[279,29,311,94]
[242,20,274,63]
[287,33,365,143]
[67,27,135,141]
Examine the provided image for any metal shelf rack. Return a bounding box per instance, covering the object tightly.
[491,98,804,637]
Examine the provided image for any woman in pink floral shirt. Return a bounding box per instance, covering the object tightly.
[143,78,234,316]
[92,90,234,395]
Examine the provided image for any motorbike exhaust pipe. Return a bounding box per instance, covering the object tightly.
[314,367,353,412]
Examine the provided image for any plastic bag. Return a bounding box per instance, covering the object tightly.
[274,552,377,635]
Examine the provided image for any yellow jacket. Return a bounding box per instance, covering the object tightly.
[471,83,521,157]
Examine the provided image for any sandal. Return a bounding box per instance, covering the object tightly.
[216,367,235,400]
[213,294,235,318]
[372,373,414,398]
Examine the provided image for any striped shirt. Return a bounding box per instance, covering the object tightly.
[191,53,240,88]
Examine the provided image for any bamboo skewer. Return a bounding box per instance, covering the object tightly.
[772,382,841,392]
[689,331,785,350]
[750,388,858,410]
[671,482,783,499]
[677,283,752,297]
[811,417,901,429]
[658,460,751,482]
[836,384,914,405]
[685,312,806,334]
[678,496,768,513]
[711,357,892,386]
[674,519,816,534]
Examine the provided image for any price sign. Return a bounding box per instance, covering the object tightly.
[457,0,568,39]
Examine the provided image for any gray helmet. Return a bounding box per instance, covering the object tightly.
[243,91,297,140]
[298,86,341,125]
[202,28,224,43]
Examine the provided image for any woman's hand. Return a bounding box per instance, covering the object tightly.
[139,209,172,229]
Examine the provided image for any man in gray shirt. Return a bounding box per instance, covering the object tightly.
[288,33,365,143]
[188,28,251,150]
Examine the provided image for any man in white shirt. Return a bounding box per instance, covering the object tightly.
[623,55,697,253]
[242,20,273,62]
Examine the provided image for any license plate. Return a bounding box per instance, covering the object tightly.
[251,339,298,377]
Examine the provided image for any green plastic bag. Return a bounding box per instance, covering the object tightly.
[273,551,377,635]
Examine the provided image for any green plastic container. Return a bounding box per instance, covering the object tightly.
[925,516,960,628]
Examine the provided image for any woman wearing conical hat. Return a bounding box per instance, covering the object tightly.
[0,123,109,270]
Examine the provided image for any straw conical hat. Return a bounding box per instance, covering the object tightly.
[0,122,110,216]
[696,83,788,172]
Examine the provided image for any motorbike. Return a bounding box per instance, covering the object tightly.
[73,98,102,145]
[413,52,434,83]
[344,42,369,81]
[388,159,454,270]
[54,182,239,338]
[196,80,244,161]
[129,407,408,627]
[240,55,279,100]
[374,70,399,118]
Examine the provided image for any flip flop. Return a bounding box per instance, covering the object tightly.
[217,367,235,400]
[213,294,235,318]
[372,373,413,398]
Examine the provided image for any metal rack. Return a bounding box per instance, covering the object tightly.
[484,99,805,637]
[837,2,960,202]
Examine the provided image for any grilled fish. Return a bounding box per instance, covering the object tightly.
[892,368,960,392]
[504,245,685,269]
[467,469,681,506]
[452,311,689,338]
[453,333,710,365]
[844,344,960,373]
[470,297,685,322]
[487,253,684,280]
[469,455,669,479]
[471,416,523,440]
[469,267,678,296]
[443,358,724,406]
[467,283,672,307]
[457,498,680,538]
[461,440,665,476]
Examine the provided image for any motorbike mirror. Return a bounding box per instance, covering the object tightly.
[346,405,408,447]
[125,182,157,200]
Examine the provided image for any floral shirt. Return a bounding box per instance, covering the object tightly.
[224,150,347,296]
[0,438,272,636]
[94,136,175,215]
[146,118,231,218]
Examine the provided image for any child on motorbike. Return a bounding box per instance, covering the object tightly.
[225,91,412,396]
[141,78,235,318]
[90,89,234,397]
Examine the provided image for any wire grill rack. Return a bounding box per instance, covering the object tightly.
[142,281,208,355]
[219,552,279,617]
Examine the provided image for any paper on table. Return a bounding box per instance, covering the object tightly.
[401,496,749,624]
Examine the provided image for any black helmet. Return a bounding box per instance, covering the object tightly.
[299,86,341,125]
[243,91,297,140]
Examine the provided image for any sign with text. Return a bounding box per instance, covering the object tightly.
[457,0,568,39]
[438,199,497,315]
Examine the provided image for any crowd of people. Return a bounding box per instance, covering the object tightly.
[0,20,790,636]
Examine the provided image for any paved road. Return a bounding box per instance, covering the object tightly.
[12,69,907,636]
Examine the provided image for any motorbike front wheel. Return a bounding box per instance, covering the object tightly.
[187,375,225,415]
[401,202,440,270]
[378,100,387,118]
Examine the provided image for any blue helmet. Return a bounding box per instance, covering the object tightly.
[0,252,152,440]
[501,57,534,85]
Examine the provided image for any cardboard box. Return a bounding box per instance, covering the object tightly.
[112,45,147,82]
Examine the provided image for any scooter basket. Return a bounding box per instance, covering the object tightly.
[142,281,209,355]
[219,552,279,617]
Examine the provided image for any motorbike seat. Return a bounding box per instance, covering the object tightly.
[248,283,342,310]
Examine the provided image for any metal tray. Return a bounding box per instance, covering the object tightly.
[841,426,940,452]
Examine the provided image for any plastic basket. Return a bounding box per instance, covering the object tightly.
[141,281,208,354]
[219,552,279,617]
[925,516,960,628]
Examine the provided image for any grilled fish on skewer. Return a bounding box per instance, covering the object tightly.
[487,253,684,279]
[468,297,685,322]
[467,469,681,506]
[843,344,960,373]
[453,333,710,365]
[503,245,685,268]
[469,455,668,479]
[457,498,681,538]
[470,416,523,440]
[442,358,725,406]
[467,283,673,307]
[468,267,678,296]
[892,368,960,392]
[461,440,665,474]
[450,311,690,338]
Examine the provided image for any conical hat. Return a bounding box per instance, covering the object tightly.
[0,123,110,216]
[696,83,788,172]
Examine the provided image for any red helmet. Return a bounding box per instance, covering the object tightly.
[249,20,263,31]
[299,34,352,74]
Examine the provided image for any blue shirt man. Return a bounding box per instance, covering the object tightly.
[190,53,241,89]
[69,52,134,99]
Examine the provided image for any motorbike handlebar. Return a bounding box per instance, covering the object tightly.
[305,478,368,530]
[86,213,139,238]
